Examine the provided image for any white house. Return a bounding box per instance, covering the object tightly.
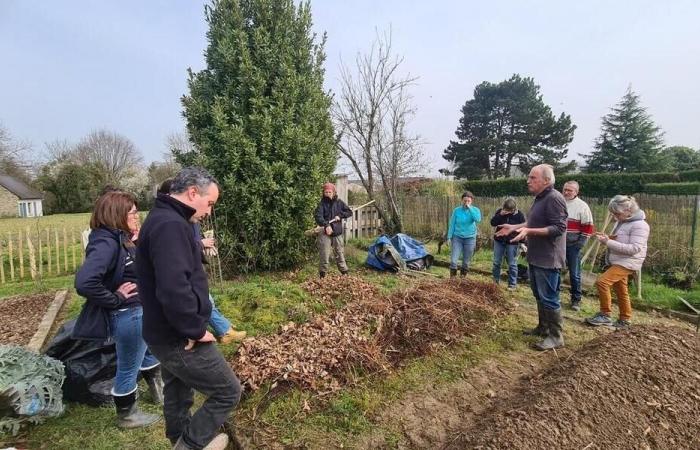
[0,174,44,218]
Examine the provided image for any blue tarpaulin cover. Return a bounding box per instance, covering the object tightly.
[366,233,433,271]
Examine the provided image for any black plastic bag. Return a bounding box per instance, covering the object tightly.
[44,320,116,406]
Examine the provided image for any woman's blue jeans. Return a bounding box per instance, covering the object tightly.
[492,241,518,287]
[209,294,231,337]
[450,236,476,270]
[109,306,159,396]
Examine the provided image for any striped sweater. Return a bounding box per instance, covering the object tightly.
[565,196,594,247]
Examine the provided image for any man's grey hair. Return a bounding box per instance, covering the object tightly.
[170,167,219,194]
[608,195,639,215]
[533,164,555,185]
[563,180,580,192]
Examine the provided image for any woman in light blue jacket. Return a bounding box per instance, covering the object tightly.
[447,191,482,278]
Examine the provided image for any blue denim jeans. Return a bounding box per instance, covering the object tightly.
[450,236,476,270]
[566,245,583,302]
[109,306,159,396]
[208,294,231,337]
[529,265,562,311]
[492,241,518,287]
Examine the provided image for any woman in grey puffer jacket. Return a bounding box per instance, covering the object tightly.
[585,195,650,329]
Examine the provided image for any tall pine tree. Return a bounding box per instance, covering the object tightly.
[584,87,666,173]
[443,74,576,179]
[180,0,336,271]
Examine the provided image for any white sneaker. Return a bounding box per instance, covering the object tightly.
[203,433,229,450]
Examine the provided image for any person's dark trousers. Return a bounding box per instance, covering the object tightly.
[566,245,583,304]
[148,341,241,449]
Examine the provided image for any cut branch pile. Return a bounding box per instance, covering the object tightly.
[232,279,510,392]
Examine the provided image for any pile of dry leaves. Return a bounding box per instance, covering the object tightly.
[232,279,510,392]
[299,275,379,307]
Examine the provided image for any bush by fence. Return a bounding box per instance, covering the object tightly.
[459,170,700,198]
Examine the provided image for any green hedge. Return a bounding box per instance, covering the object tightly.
[644,182,700,195]
[461,170,700,198]
[678,170,700,182]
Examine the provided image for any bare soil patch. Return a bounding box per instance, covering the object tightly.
[232,278,510,392]
[0,293,55,346]
[447,325,700,450]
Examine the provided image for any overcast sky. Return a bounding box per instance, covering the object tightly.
[1,0,698,175]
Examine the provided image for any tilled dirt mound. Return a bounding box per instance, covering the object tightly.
[447,325,700,450]
[232,279,510,392]
[0,293,55,346]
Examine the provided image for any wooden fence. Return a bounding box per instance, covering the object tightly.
[344,204,382,240]
[0,226,86,284]
[400,194,700,272]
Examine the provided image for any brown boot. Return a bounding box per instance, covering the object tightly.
[218,328,247,344]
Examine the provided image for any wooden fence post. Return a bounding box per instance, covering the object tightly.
[46,229,52,275]
[0,240,5,284]
[38,229,43,277]
[26,227,37,280]
[8,233,15,281]
[63,227,68,272]
[54,229,60,275]
[18,230,24,279]
[72,229,77,270]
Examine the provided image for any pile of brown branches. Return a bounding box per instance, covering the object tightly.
[232,279,510,392]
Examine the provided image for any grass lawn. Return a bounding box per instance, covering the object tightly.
[0,241,697,449]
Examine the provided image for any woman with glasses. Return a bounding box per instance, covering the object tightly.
[74,191,161,428]
[585,195,650,329]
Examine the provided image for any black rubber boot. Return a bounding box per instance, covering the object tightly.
[114,392,160,429]
[340,270,348,276]
[523,302,548,337]
[534,308,565,351]
[141,366,164,405]
[460,268,467,278]
[449,269,457,278]
[319,271,326,279]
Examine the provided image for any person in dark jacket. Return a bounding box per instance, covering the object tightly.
[313,182,352,278]
[495,164,568,351]
[74,191,161,429]
[490,198,526,289]
[157,179,246,345]
[138,168,240,450]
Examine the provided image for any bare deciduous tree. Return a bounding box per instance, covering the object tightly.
[0,123,33,183]
[333,30,425,232]
[74,129,143,185]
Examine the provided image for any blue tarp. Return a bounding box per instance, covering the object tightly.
[366,233,433,271]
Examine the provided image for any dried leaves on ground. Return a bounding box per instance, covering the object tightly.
[232,278,510,392]
[0,293,55,346]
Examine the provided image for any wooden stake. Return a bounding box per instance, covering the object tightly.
[63,227,68,272]
[54,229,60,274]
[38,229,43,277]
[71,229,77,270]
[18,230,24,279]
[0,240,5,284]
[8,233,15,281]
[26,227,37,280]
[46,229,52,275]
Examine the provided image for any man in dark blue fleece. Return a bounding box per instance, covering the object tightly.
[137,167,239,450]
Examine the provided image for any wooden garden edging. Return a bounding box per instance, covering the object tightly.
[27,290,70,352]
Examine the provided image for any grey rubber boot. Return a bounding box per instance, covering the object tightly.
[523,302,548,337]
[142,366,164,405]
[114,392,160,428]
[533,308,565,351]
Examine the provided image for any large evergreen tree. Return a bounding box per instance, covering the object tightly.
[442,74,576,179]
[180,0,336,271]
[583,87,665,173]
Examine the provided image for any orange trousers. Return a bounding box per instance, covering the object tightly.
[596,265,634,321]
